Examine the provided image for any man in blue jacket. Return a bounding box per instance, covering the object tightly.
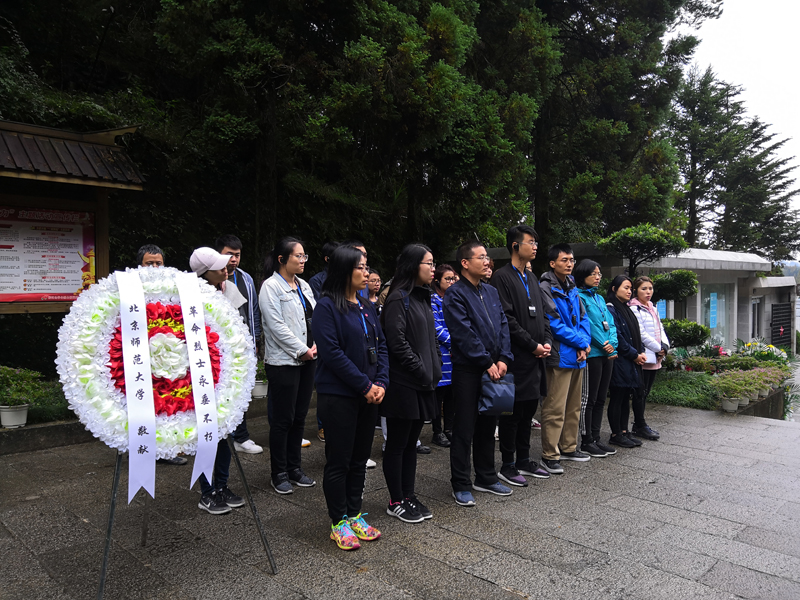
[538,243,592,474]
[443,241,514,506]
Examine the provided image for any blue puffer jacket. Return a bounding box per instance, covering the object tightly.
[539,272,591,369]
[431,292,452,386]
[578,287,618,359]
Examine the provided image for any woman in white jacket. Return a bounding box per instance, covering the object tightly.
[628,276,669,441]
[259,237,318,494]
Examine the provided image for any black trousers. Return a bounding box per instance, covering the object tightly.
[318,392,378,523]
[450,367,498,492]
[383,417,425,502]
[498,399,538,465]
[432,384,455,435]
[633,369,658,428]
[608,385,641,435]
[583,357,614,443]
[266,362,316,477]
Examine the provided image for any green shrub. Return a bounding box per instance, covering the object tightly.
[0,365,43,406]
[26,382,73,424]
[652,269,698,302]
[662,319,710,348]
[685,356,715,373]
[714,356,758,372]
[0,364,74,422]
[647,371,719,410]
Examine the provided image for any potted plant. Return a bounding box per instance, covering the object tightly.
[0,366,42,428]
[252,362,268,398]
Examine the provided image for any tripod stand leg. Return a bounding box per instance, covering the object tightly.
[140,493,151,547]
[227,437,278,574]
[97,451,123,600]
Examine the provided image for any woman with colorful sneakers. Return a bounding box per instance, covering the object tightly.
[381,244,442,524]
[312,246,389,550]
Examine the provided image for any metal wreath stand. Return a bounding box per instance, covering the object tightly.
[97,439,277,600]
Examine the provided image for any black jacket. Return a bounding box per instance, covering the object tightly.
[490,264,551,401]
[442,278,513,372]
[607,303,644,389]
[381,286,442,391]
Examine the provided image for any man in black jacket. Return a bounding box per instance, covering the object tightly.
[443,241,514,506]
[490,226,553,485]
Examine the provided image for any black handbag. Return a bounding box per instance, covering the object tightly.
[479,372,515,416]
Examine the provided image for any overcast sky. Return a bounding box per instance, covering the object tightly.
[678,0,799,207]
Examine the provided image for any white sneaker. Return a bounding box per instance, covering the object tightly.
[234,439,263,454]
[301,438,311,448]
[366,458,377,469]
[494,426,499,441]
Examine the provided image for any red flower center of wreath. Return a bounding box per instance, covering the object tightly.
[108,302,221,416]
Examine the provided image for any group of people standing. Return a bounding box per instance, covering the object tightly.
[137,225,669,552]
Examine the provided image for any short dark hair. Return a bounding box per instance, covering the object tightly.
[137,244,164,266]
[573,259,601,288]
[215,234,242,253]
[456,241,485,274]
[341,239,365,250]
[322,241,339,262]
[506,225,539,254]
[368,268,381,277]
[547,243,573,264]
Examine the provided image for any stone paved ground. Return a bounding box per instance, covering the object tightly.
[2,403,800,600]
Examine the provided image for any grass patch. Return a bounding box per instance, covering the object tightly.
[648,371,719,410]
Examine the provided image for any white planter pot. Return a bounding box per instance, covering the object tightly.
[0,404,29,428]
[759,388,771,397]
[740,396,751,407]
[252,380,268,399]
[721,398,739,413]
[749,391,759,401]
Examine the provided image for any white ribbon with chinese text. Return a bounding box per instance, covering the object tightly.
[116,270,157,503]
[175,272,219,489]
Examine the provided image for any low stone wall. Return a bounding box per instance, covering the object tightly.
[737,388,785,420]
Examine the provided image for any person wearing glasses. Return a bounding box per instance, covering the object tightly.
[367,269,382,308]
[443,241,514,507]
[490,226,553,485]
[430,264,458,447]
[538,243,592,475]
[259,237,317,495]
[312,246,388,550]
[380,244,441,523]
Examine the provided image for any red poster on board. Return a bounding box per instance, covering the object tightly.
[0,206,96,302]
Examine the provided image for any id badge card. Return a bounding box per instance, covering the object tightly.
[528,304,537,317]
[602,320,610,331]
[368,347,378,364]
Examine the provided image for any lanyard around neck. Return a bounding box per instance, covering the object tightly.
[279,273,307,311]
[512,265,530,299]
[357,301,374,344]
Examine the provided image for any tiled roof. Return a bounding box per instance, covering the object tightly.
[0,120,144,190]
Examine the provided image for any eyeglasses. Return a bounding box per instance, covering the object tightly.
[557,258,576,264]
[520,240,538,248]
[443,276,458,283]
[469,255,491,262]
[354,264,370,272]
[292,254,309,262]
[420,261,436,268]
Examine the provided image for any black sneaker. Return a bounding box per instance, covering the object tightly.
[541,459,564,474]
[609,434,636,448]
[498,464,529,487]
[580,442,608,458]
[624,432,643,446]
[386,499,424,523]
[416,444,431,455]
[595,440,616,455]
[517,460,550,479]
[216,486,244,508]
[560,450,591,462]
[198,491,232,515]
[271,472,294,494]
[407,495,432,520]
[288,468,316,487]
[431,433,451,448]
[632,425,660,440]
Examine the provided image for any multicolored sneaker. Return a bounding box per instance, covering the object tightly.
[348,513,381,541]
[330,518,361,550]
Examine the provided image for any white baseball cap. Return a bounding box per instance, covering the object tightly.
[189,247,231,275]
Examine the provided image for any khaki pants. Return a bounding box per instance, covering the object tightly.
[541,367,584,460]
